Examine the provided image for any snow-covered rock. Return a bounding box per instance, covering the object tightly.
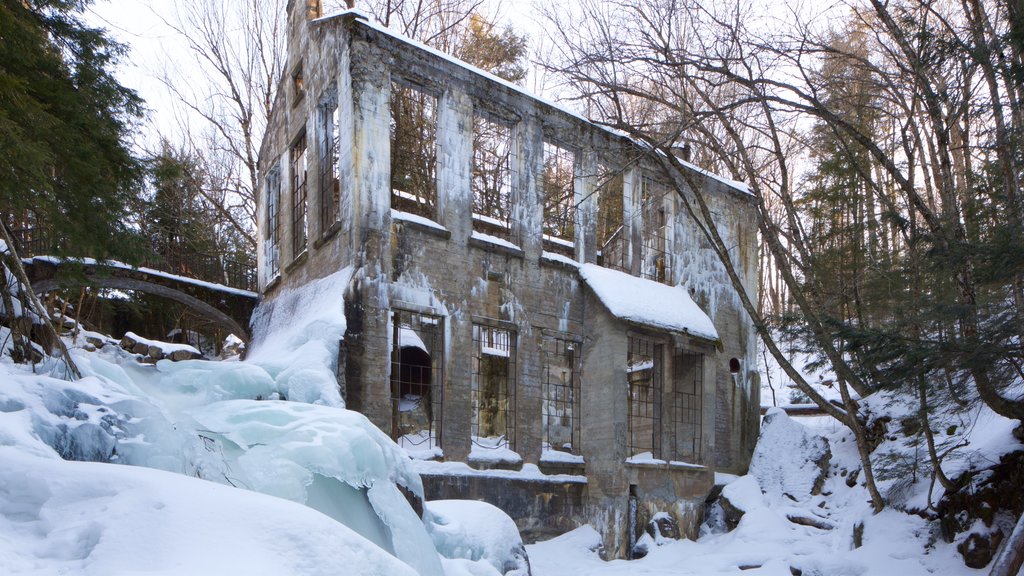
[425,499,531,576]
[749,407,831,502]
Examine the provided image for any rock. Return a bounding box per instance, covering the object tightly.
[132,342,149,355]
[717,475,764,531]
[786,514,834,530]
[750,408,831,500]
[646,513,680,541]
[853,521,864,548]
[221,334,246,359]
[899,416,921,437]
[119,334,137,351]
[168,349,200,362]
[959,529,1004,569]
[147,345,163,359]
[845,468,860,488]
[85,335,105,349]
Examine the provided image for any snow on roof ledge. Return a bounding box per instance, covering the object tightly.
[578,264,719,342]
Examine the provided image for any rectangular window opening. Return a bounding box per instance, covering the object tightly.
[640,175,671,284]
[291,132,308,257]
[627,335,662,459]
[318,86,341,233]
[471,324,516,451]
[672,351,703,463]
[471,114,514,240]
[390,82,438,220]
[292,64,305,106]
[542,336,580,455]
[264,165,282,281]
[391,310,444,454]
[596,164,626,272]
[542,141,576,255]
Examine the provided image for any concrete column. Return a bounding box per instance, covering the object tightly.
[437,89,473,241]
[577,149,598,264]
[516,116,544,258]
[435,87,474,462]
[624,167,641,275]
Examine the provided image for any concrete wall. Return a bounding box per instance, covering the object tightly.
[255,5,760,559]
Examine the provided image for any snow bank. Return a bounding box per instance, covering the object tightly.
[247,267,355,406]
[0,447,418,576]
[578,264,718,341]
[425,500,531,576]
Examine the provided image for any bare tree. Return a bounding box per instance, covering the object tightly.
[158,0,288,253]
[542,0,1024,511]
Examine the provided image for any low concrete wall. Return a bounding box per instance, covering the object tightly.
[421,473,587,543]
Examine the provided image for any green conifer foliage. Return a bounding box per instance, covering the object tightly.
[0,0,143,262]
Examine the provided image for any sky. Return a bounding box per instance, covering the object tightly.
[84,0,549,150]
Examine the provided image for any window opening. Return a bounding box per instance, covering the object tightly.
[390,310,444,453]
[292,64,305,105]
[390,83,438,219]
[671,351,703,463]
[640,175,671,284]
[472,324,516,451]
[627,335,662,459]
[318,86,341,233]
[542,141,576,255]
[291,132,308,256]
[541,336,580,455]
[471,114,514,240]
[596,164,626,272]
[264,164,281,281]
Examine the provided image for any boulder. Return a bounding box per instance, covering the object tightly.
[959,529,1004,569]
[750,408,831,501]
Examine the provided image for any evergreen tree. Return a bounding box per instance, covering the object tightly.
[0,0,144,261]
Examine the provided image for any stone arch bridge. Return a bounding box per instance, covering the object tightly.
[14,230,257,343]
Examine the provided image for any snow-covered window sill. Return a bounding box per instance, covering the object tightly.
[540,450,585,466]
[624,457,708,472]
[540,250,579,270]
[263,274,282,293]
[469,231,523,258]
[391,208,450,240]
[284,249,308,273]
[313,220,343,248]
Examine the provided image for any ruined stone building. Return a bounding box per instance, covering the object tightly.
[255,0,760,557]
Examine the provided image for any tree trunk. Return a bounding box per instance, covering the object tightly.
[0,224,80,379]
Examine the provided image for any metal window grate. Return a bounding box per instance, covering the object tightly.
[596,165,627,273]
[542,336,580,454]
[671,352,703,463]
[319,88,341,232]
[542,141,575,252]
[291,133,308,256]
[390,310,444,451]
[640,175,671,284]
[627,336,662,458]
[390,83,438,220]
[471,324,516,450]
[264,166,281,280]
[471,115,514,241]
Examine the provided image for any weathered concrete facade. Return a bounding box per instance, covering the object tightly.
[256,1,759,558]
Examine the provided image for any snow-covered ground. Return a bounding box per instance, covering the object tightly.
[0,267,525,576]
[529,401,1019,576]
[2,269,1019,575]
